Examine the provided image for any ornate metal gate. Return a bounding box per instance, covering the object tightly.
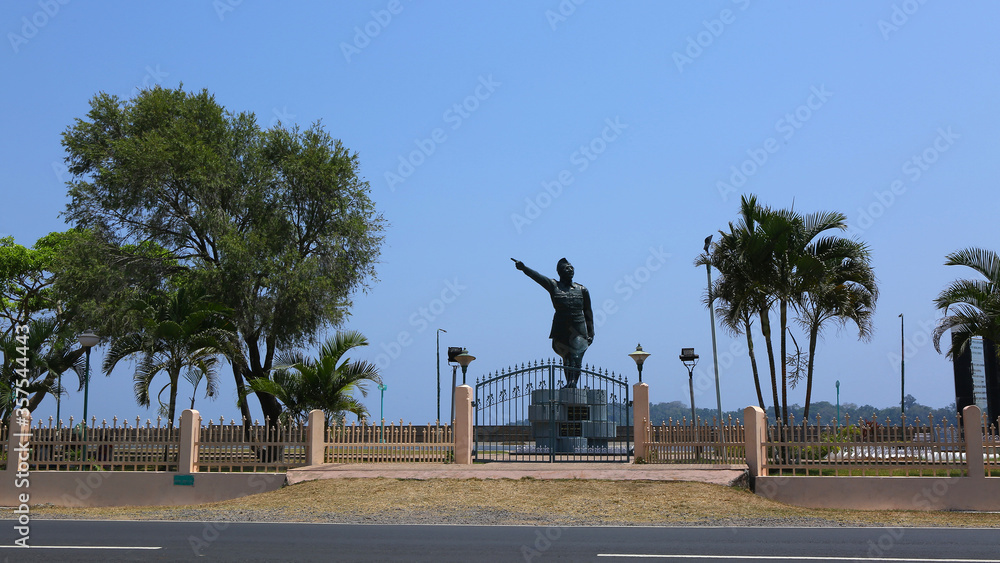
[473,359,632,462]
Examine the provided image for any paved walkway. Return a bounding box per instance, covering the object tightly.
[286,462,748,486]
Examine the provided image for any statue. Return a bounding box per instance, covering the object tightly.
[512,257,594,388]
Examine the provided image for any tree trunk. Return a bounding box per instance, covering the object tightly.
[759,307,780,423]
[743,317,766,410]
[803,324,820,422]
[780,299,789,425]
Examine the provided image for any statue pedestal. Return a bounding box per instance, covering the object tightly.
[528,388,616,453]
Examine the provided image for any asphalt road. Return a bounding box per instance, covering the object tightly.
[1,521,998,562]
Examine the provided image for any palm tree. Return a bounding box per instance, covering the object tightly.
[183,361,219,411]
[248,330,382,426]
[706,195,857,424]
[795,237,878,421]
[0,318,85,420]
[932,248,1000,360]
[103,287,235,427]
[698,201,768,413]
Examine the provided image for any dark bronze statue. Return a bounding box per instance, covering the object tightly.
[512,257,594,388]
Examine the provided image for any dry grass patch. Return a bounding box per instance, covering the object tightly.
[24,478,1000,527]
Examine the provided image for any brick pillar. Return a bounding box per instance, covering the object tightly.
[963,404,985,481]
[178,409,201,474]
[633,382,650,462]
[7,411,31,478]
[454,385,473,464]
[744,406,767,482]
[306,409,326,466]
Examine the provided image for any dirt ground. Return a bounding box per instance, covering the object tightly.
[22,478,1000,528]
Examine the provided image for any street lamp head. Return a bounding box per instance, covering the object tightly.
[77,330,99,349]
[628,343,651,368]
[455,349,476,368]
[378,383,387,392]
[835,380,840,390]
[704,235,713,253]
[679,347,699,368]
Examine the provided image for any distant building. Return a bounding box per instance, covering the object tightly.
[952,335,1000,423]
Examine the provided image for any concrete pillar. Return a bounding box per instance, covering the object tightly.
[454,385,473,464]
[633,383,650,462]
[306,409,326,466]
[6,411,31,478]
[744,406,767,481]
[963,404,985,481]
[178,409,201,474]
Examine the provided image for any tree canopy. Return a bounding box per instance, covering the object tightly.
[60,86,385,424]
[700,195,877,423]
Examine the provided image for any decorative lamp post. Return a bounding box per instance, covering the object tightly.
[679,347,700,458]
[446,346,463,424]
[455,349,476,385]
[679,348,699,425]
[436,328,447,424]
[628,343,650,383]
[77,329,100,459]
[835,380,841,426]
[378,382,388,443]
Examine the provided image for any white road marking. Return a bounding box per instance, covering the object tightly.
[0,545,161,550]
[597,555,995,562]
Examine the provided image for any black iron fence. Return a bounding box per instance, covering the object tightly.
[473,359,631,462]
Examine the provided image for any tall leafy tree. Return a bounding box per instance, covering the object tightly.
[705,195,866,424]
[60,86,385,426]
[795,237,878,421]
[102,287,235,426]
[932,248,1000,359]
[247,330,382,426]
[0,233,87,416]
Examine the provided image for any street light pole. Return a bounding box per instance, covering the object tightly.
[378,382,387,443]
[436,328,446,424]
[77,330,100,461]
[679,348,700,458]
[835,380,841,426]
[705,235,724,462]
[899,313,905,417]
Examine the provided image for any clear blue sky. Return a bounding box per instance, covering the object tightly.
[3,1,998,426]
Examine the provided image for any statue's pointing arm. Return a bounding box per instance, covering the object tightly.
[512,259,554,292]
